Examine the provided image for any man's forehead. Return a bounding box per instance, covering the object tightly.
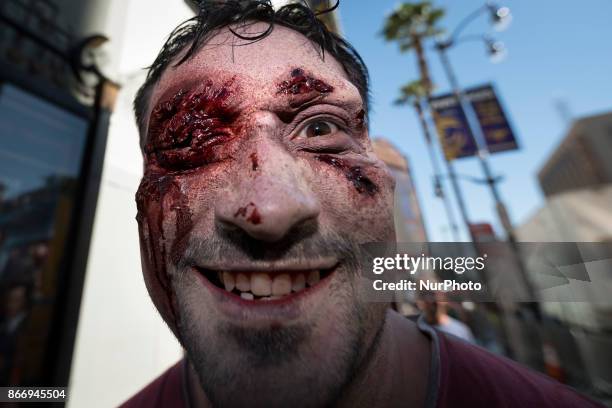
[147,24,356,118]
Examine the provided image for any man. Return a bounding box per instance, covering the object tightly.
[418,298,475,344]
[122,1,603,407]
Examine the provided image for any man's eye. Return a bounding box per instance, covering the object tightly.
[301,120,338,138]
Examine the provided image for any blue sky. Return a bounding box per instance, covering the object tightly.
[339,0,612,241]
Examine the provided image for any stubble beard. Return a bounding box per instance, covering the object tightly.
[172,265,387,408]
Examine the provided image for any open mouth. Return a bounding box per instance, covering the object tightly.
[195,267,336,301]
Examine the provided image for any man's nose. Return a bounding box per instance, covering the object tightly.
[215,133,320,242]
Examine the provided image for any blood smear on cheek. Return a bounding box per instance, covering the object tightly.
[316,154,378,196]
[135,173,194,332]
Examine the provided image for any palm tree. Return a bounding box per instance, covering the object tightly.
[394,80,429,129]
[396,80,460,241]
[394,80,435,149]
[382,1,444,95]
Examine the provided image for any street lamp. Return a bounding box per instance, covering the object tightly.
[448,2,510,42]
[437,34,507,63]
[487,3,512,31]
[485,36,507,63]
[434,4,539,306]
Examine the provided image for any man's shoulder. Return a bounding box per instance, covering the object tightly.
[118,359,186,408]
[437,332,603,408]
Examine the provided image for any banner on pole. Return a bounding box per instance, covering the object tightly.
[430,83,519,160]
[429,94,477,160]
[467,84,518,153]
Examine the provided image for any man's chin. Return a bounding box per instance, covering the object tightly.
[173,267,387,408]
[185,322,360,408]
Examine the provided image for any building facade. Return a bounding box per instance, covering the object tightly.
[538,112,612,197]
[372,138,428,243]
[518,112,612,400]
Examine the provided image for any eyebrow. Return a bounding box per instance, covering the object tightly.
[272,67,341,122]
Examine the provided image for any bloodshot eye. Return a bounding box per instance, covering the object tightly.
[300,120,338,138]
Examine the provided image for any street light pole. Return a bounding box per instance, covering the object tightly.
[435,35,538,304]
[427,109,478,243]
[436,45,515,240]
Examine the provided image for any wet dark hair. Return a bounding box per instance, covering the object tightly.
[133,0,369,138]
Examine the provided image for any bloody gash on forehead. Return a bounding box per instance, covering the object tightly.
[277,68,334,95]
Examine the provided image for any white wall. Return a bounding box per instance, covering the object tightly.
[67,1,195,406]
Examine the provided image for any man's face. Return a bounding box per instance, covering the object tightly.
[136,24,395,407]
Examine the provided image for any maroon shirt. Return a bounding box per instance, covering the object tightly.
[119,359,186,408]
[119,325,604,408]
[432,330,603,407]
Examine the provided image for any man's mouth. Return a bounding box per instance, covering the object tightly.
[195,267,336,301]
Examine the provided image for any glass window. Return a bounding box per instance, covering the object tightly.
[0,83,88,386]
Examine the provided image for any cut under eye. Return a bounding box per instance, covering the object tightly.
[301,120,338,138]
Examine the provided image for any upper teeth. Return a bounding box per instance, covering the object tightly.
[219,271,321,300]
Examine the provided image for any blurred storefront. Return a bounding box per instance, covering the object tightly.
[0,0,114,393]
[518,111,612,402]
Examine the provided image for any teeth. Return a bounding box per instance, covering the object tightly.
[236,273,250,292]
[240,292,254,300]
[307,270,320,287]
[251,273,272,296]
[222,272,235,291]
[217,270,322,298]
[272,274,292,296]
[292,273,305,292]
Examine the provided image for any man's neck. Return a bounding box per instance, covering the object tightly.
[185,309,432,408]
[185,359,211,408]
[336,309,432,408]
